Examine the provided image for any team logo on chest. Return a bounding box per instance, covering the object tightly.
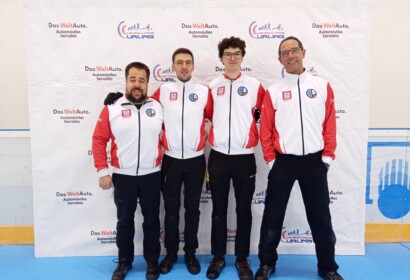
[237,86,248,96]
[282,91,292,101]
[217,86,225,96]
[306,89,317,99]
[189,93,198,102]
[146,108,156,117]
[121,109,132,118]
[169,92,178,101]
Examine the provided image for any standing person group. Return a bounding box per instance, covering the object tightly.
[92,36,343,280]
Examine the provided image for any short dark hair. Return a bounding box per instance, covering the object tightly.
[172,48,194,63]
[125,62,150,82]
[218,36,246,58]
[278,36,304,56]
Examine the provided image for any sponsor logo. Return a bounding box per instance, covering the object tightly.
[249,21,285,39]
[252,189,266,204]
[282,91,292,101]
[48,22,87,38]
[122,109,132,118]
[153,64,176,82]
[312,22,350,38]
[306,89,317,99]
[281,227,313,243]
[55,191,93,205]
[118,21,154,39]
[146,108,156,117]
[181,22,219,39]
[200,188,212,204]
[91,229,117,244]
[217,86,225,96]
[52,108,90,124]
[237,86,248,96]
[227,228,237,242]
[189,93,198,102]
[215,66,252,72]
[84,65,122,81]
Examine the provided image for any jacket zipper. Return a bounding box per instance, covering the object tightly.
[182,84,185,159]
[297,78,305,155]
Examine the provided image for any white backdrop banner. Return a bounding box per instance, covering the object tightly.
[25,0,371,257]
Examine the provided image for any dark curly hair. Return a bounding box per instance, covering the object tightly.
[217,36,246,58]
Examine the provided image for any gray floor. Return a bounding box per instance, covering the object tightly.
[1,243,410,279]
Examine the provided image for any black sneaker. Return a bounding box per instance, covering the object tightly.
[159,254,177,274]
[254,264,275,280]
[185,254,201,274]
[318,270,344,280]
[112,258,132,280]
[206,257,226,279]
[146,261,160,280]
[235,259,254,280]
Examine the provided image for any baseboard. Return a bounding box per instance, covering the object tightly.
[1,224,409,244]
[0,226,34,244]
[365,223,410,242]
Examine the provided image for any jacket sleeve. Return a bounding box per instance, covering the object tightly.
[255,83,265,110]
[322,83,337,161]
[150,87,161,103]
[92,106,111,176]
[260,90,276,163]
[204,88,214,122]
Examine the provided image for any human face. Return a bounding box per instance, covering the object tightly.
[125,67,148,104]
[172,53,194,82]
[278,39,305,75]
[220,47,243,73]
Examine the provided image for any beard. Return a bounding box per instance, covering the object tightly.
[126,87,147,104]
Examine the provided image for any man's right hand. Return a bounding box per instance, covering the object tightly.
[104,92,123,105]
[99,175,113,190]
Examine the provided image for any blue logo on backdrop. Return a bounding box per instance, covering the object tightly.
[189,93,198,102]
[146,108,156,117]
[237,86,248,96]
[378,159,410,219]
[152,64,176,82]
[248,21,285,39]
[118,21,154,39]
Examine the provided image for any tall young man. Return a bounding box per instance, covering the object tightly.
[206,36,265,280]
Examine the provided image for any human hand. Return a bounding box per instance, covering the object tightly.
[378,159,410,219]
[104,92,123,105]
[99,175,113,190]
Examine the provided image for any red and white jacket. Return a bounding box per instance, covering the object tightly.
[260,71,336,166]
[151,79,212,159]
[92,96,163,176]
[208,72,265,155]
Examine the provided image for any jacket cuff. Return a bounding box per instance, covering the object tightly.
[98,168,110,177]
[321,156,333,165]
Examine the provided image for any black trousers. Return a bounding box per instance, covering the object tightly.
[257,151,339,271]
[161,154,206,256]
[112,172,161,263]
[208,149,256,260]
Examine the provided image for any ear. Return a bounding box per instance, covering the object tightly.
[301,48,306,58]
[172,63,176,72]
[220,58,224,65]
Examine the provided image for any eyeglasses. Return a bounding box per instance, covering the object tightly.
[174,60,193,66]
[223,51,242,60]
[280,48,301,58]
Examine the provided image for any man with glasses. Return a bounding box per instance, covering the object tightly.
[255,36,343,280]
[103,48,212,276]
[206,36,265,280]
